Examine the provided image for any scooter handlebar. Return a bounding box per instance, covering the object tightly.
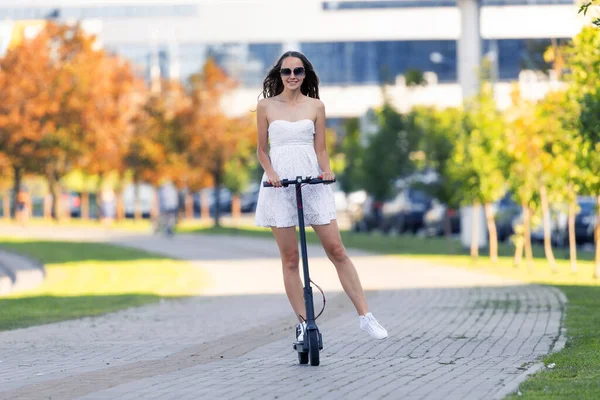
[263,176,336,188]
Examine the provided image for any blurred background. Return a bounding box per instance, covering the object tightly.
[0,0,599,262]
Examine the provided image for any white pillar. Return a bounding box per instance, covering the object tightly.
[282,42,301,54]
[458,0,482,101]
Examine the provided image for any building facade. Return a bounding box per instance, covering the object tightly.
[0,0,586,120]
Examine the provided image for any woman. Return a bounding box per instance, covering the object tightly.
[254,51,388,341]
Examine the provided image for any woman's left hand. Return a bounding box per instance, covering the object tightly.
[321,171,335,182]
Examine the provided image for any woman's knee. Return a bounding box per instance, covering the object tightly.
[327,244,348,264]
[281,250,300,271]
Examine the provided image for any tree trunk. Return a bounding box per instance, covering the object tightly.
[151,190,159,221]
[11,165,21,220]
[43,194,52,220]
[522,203,534,269]
[513,224,524,268]
[185,192,193,220]
[50,181,61,221]
[116,190,124,221]
[213,158,223,228]
[444,208,453,251]
[471,203,480,262]
[484,203,499,264]
[201,190,210,221]
[81,192,90,220]
[232,194,241,225]
[94,173,104,222]
[568,197,577,274]
[3,192,9,219]
[539,185,557,271]
[594,195,600,279]
[114,174,124,221]
[134,181,142,221]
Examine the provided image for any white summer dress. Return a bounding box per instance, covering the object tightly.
[254,119,337,228]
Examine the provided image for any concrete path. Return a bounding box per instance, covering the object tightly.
[0,250,45,296]
[0,226,566,399]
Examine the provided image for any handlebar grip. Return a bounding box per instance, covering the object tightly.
[309,177,337,185]
[262,179,292,187]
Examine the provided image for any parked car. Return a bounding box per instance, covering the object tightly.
[574,197,597,244]
[380,188,432,235]
[352,195,384,233]
[494,194,522,242]
[240,184,260,213]
[510,198,591,247]
[423,199,461,236]
[193,187,233,216]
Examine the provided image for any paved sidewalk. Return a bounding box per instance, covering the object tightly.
[0,250,45,295]
[0,227,566,400]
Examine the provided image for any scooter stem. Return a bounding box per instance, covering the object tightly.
[294,176,317,331]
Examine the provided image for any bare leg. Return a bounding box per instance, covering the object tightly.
[311,220,369,316]
[271,226,305,322]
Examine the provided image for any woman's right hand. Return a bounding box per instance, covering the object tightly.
[266,171,282,187]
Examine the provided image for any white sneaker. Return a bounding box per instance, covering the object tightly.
[296,322,306,343]
[360,312,388,339]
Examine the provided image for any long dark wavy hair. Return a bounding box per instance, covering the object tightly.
[261,51,320,100]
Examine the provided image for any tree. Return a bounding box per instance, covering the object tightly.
[579,2,600,27]
[451,81,506,264]
[534,90,584,272]
[183,59,255,227]
[124,83,185,220]
[564,26,600,277]
[361,102,419,202]
[3,22,122,220]
[338,118,365,195]
[413,106,463,239]
[79,56,145,220]
[0,23,57,219]
[504,88,542,269]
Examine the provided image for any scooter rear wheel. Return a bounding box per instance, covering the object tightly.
[308,330,320,366]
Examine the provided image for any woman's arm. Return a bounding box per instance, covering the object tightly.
[256,99,281,186]
[314,100,334,180]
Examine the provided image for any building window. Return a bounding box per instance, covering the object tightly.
[301,40,457,85]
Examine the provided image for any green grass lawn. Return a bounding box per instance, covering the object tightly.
[507,285,600,399]
[0,217,153,232]
[0,239,207,331]
[187,225,600,399]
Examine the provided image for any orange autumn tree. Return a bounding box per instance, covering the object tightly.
[124,79,191,220]
[0,23,59,219]
[184,59,256,227]
[0,21,122,220]
[81,56,145,220]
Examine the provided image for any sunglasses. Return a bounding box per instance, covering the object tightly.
[280,67,306,77]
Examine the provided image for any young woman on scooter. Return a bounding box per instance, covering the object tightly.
[254,51,388,342]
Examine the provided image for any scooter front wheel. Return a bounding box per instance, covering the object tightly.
[308,330,320,366]
[298,351,308,364]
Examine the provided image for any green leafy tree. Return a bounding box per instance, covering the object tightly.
[361,102,419,202]
[338,118,365,194]
[413,106,463,238]
[579,1,600,27]
[505,88,543,268]
[533,90,585,272]
[451,81,506,264]
[564,26,600,277]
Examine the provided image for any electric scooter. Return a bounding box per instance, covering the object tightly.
[263,175,335,366]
